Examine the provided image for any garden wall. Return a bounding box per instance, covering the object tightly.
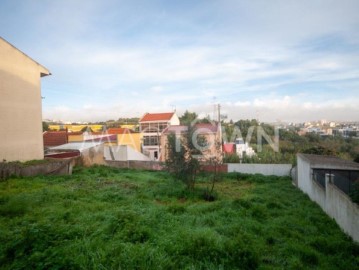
[0,158,76,180]
[227,163,292,176]
[326,178,359,242]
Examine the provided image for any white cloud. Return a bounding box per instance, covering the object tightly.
[3,0,358,122]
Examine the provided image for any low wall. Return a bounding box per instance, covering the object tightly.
[106,160,164,171]
[0,158,75,180]
[201,164,228,173]
[326,178,359,242]
[227,163,292,176]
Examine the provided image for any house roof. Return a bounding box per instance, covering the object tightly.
[140,112,174,122]
[298,153,359,171]
[50,142,103,152]
[84,134,117,143]
[0,36,51,77]
[107,128,135,134]
[43,131,68,147]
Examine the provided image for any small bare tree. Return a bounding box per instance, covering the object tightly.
[165,125,203,191]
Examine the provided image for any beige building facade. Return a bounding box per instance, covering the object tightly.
[0,37,50,161]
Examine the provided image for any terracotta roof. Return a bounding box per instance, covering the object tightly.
[140,112,174,122]
[84,134,117,143]
[107,128,134,134]
[43,131,68,147]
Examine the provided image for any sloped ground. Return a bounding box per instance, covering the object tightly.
[0,166,358,269]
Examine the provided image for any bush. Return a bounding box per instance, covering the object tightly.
[223,153,240,163]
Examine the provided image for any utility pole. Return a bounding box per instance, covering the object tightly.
[217,104,221,123]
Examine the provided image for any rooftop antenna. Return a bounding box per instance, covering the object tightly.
[170,104,176,112]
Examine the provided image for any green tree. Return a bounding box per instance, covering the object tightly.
[165,125,208,190]
[302,146,335,156]
[179,111,198,125]
[42,121,49,131]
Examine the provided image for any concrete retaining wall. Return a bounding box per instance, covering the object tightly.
[227,163,292,176]
[296,154,359,242]
[0,158,75,180]
[326,180,359,242]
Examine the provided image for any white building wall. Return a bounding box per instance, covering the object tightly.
[104,145,151,161]
[227,163,292,176]
[0,38,50,161]
[297,156,312,195]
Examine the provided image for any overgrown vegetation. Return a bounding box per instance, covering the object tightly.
[165,125,208,191]
[0,166,358,269]
[223,119,359,164]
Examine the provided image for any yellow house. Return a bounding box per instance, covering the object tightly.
[0,37,50,161]
[121,124,138,131]
[68,132,84,142]
[107,128,142,152]
[117,133,142,152]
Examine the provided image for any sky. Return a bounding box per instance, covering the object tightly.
[1,0,359,123]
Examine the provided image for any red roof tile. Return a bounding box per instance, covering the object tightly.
[140,112,174,122]
[107,128,134,134]
[223,143,235,154]
[43,131,68,147]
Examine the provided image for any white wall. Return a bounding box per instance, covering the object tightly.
[296,155,359,242]
[326,181,359,242]
[0,38,50,161]
[227,163,292,176]
[104,145,151,161]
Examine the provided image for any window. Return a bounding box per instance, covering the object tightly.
[143,136,159,146]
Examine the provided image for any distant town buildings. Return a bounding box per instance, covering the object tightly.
[297,121,359,138]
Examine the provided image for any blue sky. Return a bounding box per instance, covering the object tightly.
[1,0,359,122]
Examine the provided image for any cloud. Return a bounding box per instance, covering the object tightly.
[2,0,358,122]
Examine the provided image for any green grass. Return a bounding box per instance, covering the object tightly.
[0,166,358,269]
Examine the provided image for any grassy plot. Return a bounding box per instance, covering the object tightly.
[0,165,358,269]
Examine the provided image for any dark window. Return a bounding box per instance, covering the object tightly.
[312,169,359,195]
[313,169,326,188]
[143,136,159,146]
